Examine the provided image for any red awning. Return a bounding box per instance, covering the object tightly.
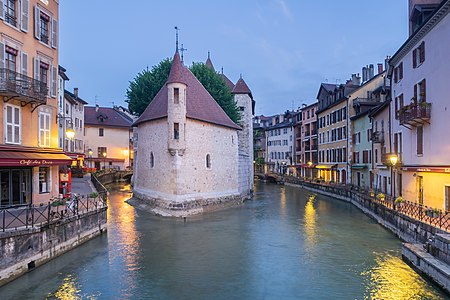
[0,151,73,167]
[85,158,125,163]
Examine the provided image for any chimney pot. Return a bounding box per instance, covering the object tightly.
[377,63,383,74]
[74,88,78,98]
[95,104,99,112]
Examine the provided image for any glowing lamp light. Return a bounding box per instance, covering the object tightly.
[88,149,93,157]
[308,161,313,167]
[102,152,107,158]
[65,127,75,140]
[123,149,130,157]
[390,155,398,166]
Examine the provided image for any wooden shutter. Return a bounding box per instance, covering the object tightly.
[21,0,29,32]
[417,126,423,155]
[420,42,425,63]
[363,150,368,163]
[34,6,40,40]
[51,18,57,48]
[395,97,398,115]
[33,57,40,80]
[420,79,426,102]
[394,67,398,83]
[0,0,3,20]
[412,49,417,68]
[21,52,28,76]
[399,63,403,80]
[0,42,4,69]
[51,65,57,97]
[414,84,417,104]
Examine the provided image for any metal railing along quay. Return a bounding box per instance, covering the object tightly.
[0,193,107,232]
[284,176,450,232]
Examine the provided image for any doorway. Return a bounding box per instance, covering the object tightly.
[0,169,31,207]
[445,186,450,211]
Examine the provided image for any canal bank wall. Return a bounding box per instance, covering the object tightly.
[0,208,107,287]
[285,180,450,294]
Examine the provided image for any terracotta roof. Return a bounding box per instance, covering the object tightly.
[205,58,215,70]
[232,77,253,99]
[64,90,88,105]
[135,52,240,130]
[85,106,133,128]
[220,73,235,90]
[166,52,187,85]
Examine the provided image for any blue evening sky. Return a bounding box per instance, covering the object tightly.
[60,0,408,116]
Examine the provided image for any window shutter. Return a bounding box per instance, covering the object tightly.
[412,49,417,68]
[421,79,426,102]
[21,0,29,32]
[34,6,40,40]
[21,52,28,76]
[399,63,403,79]
[394,68,398,83]
[0,0,3,20]
[414,84,417,103]
[417,126,423,155]
[51,18,57,48]
[0,42,4,69]
[33,57,40,81]
[420,42,425,63]
[51,65,57,97]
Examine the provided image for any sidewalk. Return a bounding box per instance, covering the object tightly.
[71,174,97,196]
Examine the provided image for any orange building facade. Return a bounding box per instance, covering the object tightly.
[0,0,71,207]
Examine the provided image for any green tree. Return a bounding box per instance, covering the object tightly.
[189,62,240,123]
[126,60,240,123]
[126,58,172,116]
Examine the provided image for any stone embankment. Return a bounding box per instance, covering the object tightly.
[128,191,245,217]
[284,177,450,294]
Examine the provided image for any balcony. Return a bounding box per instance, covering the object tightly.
[398,102,431,128]
[0,68,48,105]
[371,131,384,144]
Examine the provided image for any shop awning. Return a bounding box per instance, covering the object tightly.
[315,165,333,169]
[0,150,73,167]
[86,157,125,163]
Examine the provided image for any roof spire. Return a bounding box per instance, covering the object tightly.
[174,26,180,52]
[240,73,242,79]
[205,52,215,70]
[208,51,210,59]
[221,67,224,74]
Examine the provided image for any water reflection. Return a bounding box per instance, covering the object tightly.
[279,186,287,215]
[47,274,82,300]
[304,194,317,248]
[362,251,445,300]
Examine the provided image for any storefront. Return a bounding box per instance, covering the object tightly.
[0,146,73,208]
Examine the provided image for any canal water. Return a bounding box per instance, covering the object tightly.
[1,182,448,299]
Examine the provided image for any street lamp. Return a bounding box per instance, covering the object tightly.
[102,151,107,170]
[88,148,93,171]
[390,154,399,197]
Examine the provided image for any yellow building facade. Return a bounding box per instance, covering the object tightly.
[0,0,71,207]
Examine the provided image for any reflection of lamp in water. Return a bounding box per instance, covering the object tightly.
[304,195,317,248]
[390,154,398,196]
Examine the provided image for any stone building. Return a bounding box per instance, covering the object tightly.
[131,51,254,216]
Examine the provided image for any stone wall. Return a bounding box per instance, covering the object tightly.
[0,209,107,287]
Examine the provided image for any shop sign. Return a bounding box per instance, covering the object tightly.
[20,159,54,166]
[401,167,450,173]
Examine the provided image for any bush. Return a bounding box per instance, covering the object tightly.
[89,192,99,198]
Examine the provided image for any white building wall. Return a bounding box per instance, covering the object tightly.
[266,125,294,174]
[134,118,239,202]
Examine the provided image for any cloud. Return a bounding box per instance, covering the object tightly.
[276,0,293,21]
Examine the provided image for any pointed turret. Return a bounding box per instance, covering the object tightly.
[205,52,215,71]
[167,51,187,85]
[232,77,253,99]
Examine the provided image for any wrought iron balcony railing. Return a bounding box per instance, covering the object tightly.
[398,102,431,127]
[0,68,48,104]
[371,131,384,143]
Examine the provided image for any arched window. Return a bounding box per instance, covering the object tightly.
[150,152,154,168]
[206,154,211,169]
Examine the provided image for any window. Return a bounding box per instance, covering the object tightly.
[99,128,104,137]
[362,150,369,164]
[398,62,403,81]
[174,88,179,104]
[413,42,425,68]
[5,0,17,27]
[418,79,426,102]
[417,126,423,155]
[39,167,50,193]
[375,149,378,163]
[353,152,360,164]
[205,154,211,169]
[39,61,49,87]
[174,123,179,140]
[98,147,107,158]
[38,112,50,147]
[39,12,50,44]
[150,152,154,168]
[5,104,20,144]
[5,46,17,73]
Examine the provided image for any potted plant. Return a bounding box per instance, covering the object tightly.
[369,189,375,197]
[394,196,404,205]
[376,193,385,201]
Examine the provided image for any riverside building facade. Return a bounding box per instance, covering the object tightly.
[0,0,72,207]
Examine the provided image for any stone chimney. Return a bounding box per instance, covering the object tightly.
[351,73,361,86]
[377,63,383,74]
[74,87,78,98]
[95,104,99,112]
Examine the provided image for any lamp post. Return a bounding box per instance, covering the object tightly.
[57,114,75,150]
[88,149,93,171]
[308,161,313,180]
[390,154,399,197]
[102,152,107,170]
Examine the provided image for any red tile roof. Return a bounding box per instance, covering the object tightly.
[135,52,240,130]
[205,52,215,70]
[220,73,235,90]
[166,52,186,85]
[232,77,253,99]
[85,106,133,128]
